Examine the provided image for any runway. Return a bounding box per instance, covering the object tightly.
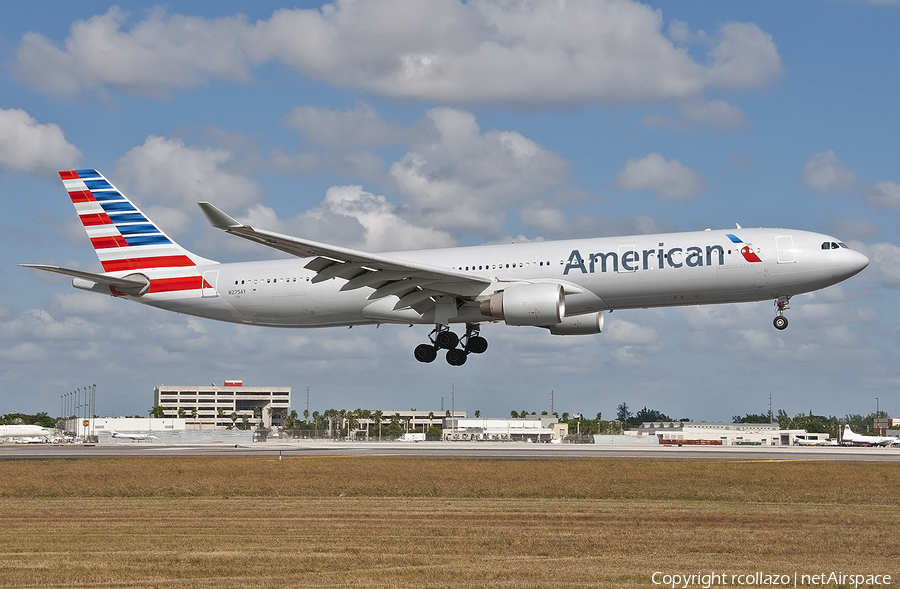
[2,440,899,461]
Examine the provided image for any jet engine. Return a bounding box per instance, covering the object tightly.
[479,283,565,326]
[545,311,605,335]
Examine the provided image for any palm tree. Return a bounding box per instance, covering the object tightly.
[149,406,165,418]
[373,410,384,441]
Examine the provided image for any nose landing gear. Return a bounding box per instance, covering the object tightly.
[773,296,791,330]
[413,324,488,366]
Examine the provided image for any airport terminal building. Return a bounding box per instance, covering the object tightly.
[153,380,291,430]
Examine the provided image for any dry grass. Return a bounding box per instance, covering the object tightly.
[0,457,897,588]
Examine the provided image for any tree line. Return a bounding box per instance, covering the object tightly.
[733,409,889,437]
[4,404,891,441]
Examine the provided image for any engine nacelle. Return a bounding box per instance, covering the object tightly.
[479,283,565,326]
[545,311,605,335]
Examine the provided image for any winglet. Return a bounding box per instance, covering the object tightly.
[198,202,243,229]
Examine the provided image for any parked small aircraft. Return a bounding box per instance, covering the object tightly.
[109,430,157,442]
[791,434,837,446]
[842,425,898,447]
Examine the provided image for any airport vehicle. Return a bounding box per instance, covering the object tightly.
[109,430,157,442]
[0,425,50,438]
[22,169,869,366]
[841,425,898,447]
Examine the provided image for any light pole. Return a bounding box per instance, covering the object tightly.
[875,397,880,435]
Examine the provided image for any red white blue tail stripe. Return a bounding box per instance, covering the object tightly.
[60,169,213,295]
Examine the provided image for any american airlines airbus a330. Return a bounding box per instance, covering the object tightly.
[23,169,869,366]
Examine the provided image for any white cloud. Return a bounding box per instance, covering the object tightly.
[520,206,569,235]
[0,108,80,175]
[296,185,455,251]
[607,319,659,346]
[705,22,783,90]
[389,108,568,236]
[614,153,706,200]
[0,308,99,341]
[0,342,46,362]
[853,241,900,287]
[862,181,900,209]
[643,100,749,132]
[283,102,414,148]
[17,2,783,107]
[236,186,455,252]
[115,136,261,211]
[16,7,253,96]
[803,150,856,193]
[824,217,880,241]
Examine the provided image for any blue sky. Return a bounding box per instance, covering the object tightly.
[1,0,898,422]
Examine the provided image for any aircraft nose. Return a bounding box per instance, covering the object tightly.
[850,249,869,274]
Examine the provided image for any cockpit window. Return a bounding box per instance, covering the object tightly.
[822,242,845,250]
[838,242,849,249]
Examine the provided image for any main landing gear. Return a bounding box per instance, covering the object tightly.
[773,296,791,330]
[414,324,488,366]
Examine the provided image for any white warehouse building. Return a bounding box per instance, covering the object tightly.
[443,416,565,442]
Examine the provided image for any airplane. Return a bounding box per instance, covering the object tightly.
[841,425,898,447]
[0,424,50,438]
[109,430,157,442]
[791,434,837,446]
[22,169,869,366]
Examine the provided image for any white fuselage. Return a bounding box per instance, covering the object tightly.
[0,425,50,438]
[127,227,867,328]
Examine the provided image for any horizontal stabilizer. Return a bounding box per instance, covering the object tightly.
[19,264,150,296]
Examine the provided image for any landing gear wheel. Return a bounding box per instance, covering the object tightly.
[446,348,468,366]
[466,335,488,354]
[414,344,438,363]
[435,330,459,349]
[773,316,788,330]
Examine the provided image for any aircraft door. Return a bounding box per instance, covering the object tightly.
[202,270,219,298]
[776,235,795,264]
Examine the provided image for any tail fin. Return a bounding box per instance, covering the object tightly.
[60,169,215,272]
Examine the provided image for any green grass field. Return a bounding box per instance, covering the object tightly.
[0,457,897,588]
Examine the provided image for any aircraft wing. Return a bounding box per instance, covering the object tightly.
[198,202,494,312]
[18,264,150,296]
